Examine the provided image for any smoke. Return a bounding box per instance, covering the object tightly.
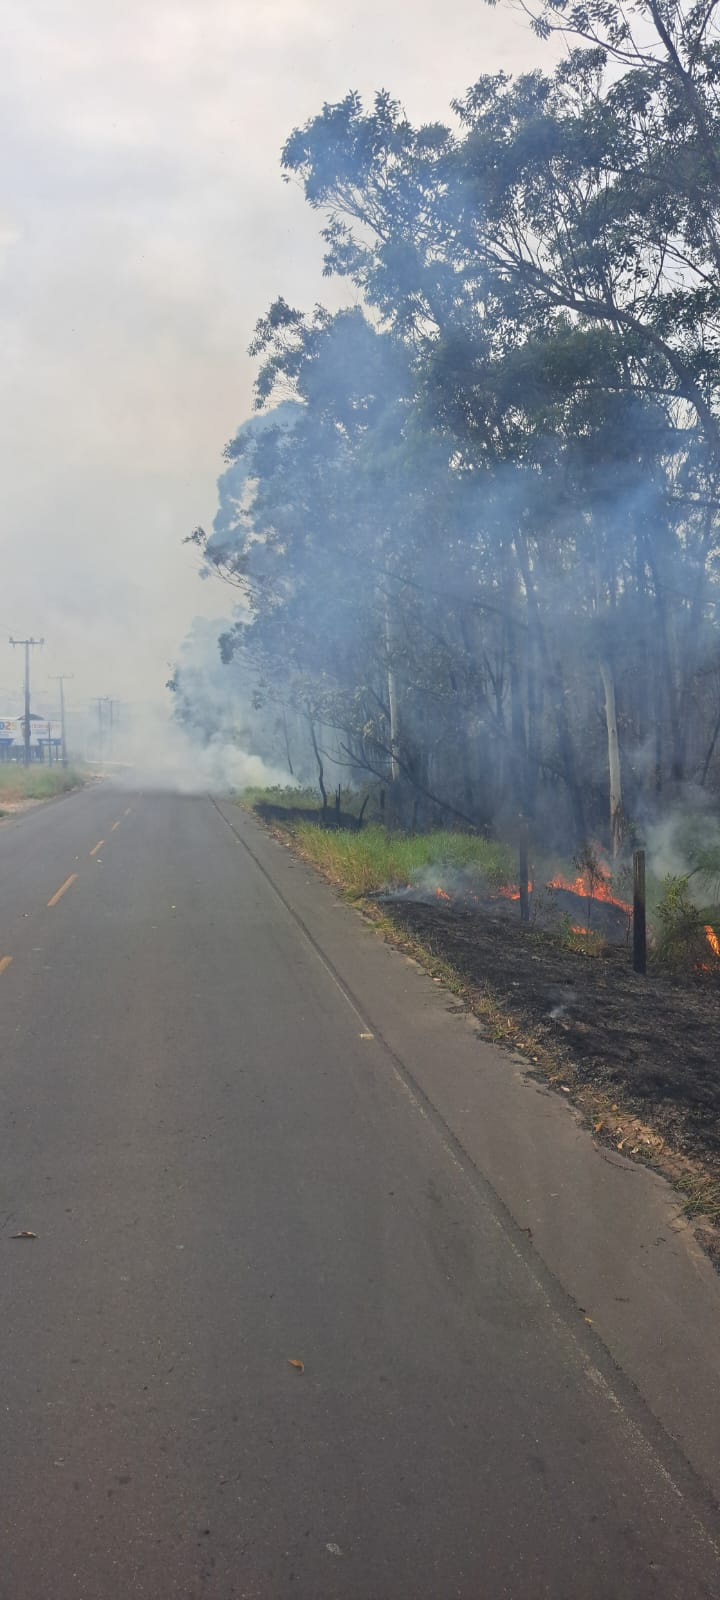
[395,865,488,903]
[95,699,289,795]
[160,57,720,855]
[645,815,695,887]
[645,789,720,899]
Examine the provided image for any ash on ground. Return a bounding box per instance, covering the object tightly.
[376,888,720,1175]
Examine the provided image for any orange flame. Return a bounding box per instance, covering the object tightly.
[571,926,589,935]
[704,924,720,957]
[547,868,630,914]
[436,886,451,902]
[497,882,533,901]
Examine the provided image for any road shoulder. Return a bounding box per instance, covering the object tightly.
[215,797,720,1506]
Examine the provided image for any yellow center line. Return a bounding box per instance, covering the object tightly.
[111,820,121,832]
[0,956,12,976]
[89,839,105,857]
[47,873,78,908]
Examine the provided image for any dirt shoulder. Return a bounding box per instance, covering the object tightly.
[0,796,48,818]
[0,769,88,820]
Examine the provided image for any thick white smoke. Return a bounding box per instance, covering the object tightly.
[94,700,289,794]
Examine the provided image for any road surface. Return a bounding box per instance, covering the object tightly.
[0,785,719,1598]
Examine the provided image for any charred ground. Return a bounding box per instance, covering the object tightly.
[241,793,720,1223]
[380,895,720,1176]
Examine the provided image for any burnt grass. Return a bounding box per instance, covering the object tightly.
[254,800,361,830]
[381,897,720,1175]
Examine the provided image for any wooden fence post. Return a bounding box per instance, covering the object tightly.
[633,849,646,974]
[519,818,530,924]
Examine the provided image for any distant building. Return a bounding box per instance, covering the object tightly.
[0,714,61,762]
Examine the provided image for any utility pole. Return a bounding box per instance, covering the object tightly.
[93,696,118,764]
[9,637,44,766]
[94,697,106,763]
[49,674,73,767]
[94,697,118,762]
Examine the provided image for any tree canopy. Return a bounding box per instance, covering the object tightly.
[173,0,720,849]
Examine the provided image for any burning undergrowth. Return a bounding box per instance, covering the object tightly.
[366,849,720,1181]
[379,891,720,1177]
[387,853,720,969]
[266,812,720,1206]
[387,858,634,945]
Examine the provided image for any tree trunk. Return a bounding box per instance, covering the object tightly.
[643,534,682,785]
[383,595,405,825]
[281,708,294,777]
[599,660,623,857]
[673,510,714,782]
[514,531,587,842]
[525,641,541,819]
[384,601,400,784]
[700,699,720,786]
[507,617,528,815]
[306,710,328,816]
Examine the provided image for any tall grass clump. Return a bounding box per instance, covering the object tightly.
[0,765,84,803]
[239,784,366,815]
[294,823,514,897]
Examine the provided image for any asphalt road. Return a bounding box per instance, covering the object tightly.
[1,786,719,1599]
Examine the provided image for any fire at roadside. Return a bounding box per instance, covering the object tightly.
[392,858,720,970]
[497,867,633,944]
[375,860,720,1185]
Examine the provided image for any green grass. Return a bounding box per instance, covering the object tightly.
[0,764,85,803]
[293,822,515,898]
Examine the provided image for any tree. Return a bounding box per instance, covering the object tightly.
[178,4,720,847]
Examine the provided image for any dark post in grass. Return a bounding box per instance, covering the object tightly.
[633,849,647,974]
[519,817,530,924]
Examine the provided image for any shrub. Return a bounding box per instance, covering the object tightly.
[653,875,707,972]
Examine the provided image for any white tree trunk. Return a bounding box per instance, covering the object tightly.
[600,660,623,857]
[384,600,400,782]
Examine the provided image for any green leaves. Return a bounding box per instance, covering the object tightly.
[177,0,720,846]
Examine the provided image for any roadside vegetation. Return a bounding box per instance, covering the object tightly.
[239,786,720,1257]
[0,765,85,811]
[293,822,514,898]
[175,0,720,882]
[238,785,514,891]
[239,787,720,957]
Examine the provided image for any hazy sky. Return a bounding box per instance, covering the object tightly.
[0,0,544,722]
